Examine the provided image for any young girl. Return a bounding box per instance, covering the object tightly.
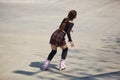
[43,10,77,70]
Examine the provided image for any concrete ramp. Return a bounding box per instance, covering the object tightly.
[0,0,120,80]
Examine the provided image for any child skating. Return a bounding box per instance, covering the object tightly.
[43,10,77,71]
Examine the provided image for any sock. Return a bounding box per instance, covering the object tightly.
[47,50,57,61]
[61,47,68,60]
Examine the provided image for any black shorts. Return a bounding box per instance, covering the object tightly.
[49,29,66,47]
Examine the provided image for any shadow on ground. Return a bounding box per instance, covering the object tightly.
[13,61,58,76]
[36,71,120,80]
[78,71,120,80]
[13,61,120,80]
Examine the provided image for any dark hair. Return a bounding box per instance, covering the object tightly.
[68,10,77,20]
[59,10,77,31]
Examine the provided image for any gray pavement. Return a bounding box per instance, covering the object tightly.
[0,0,120,80]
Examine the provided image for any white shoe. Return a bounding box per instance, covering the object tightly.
[43,60,50,70]
[59,59,66,71]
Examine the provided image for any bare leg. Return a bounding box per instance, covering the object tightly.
[51,44,57,50]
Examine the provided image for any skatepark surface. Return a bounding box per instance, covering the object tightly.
[0,0,120,80]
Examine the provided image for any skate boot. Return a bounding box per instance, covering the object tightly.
[59,59,66,71]
[43,60,50,70]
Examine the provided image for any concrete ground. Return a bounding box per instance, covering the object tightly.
[0,0,120,80]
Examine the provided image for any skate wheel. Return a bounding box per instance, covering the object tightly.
[59,68,66,71]
[42,66,49,71]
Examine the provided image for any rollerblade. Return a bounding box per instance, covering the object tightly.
[59,59,66,71]
[43,60,50,70]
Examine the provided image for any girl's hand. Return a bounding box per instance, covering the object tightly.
[70,41,74,47]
